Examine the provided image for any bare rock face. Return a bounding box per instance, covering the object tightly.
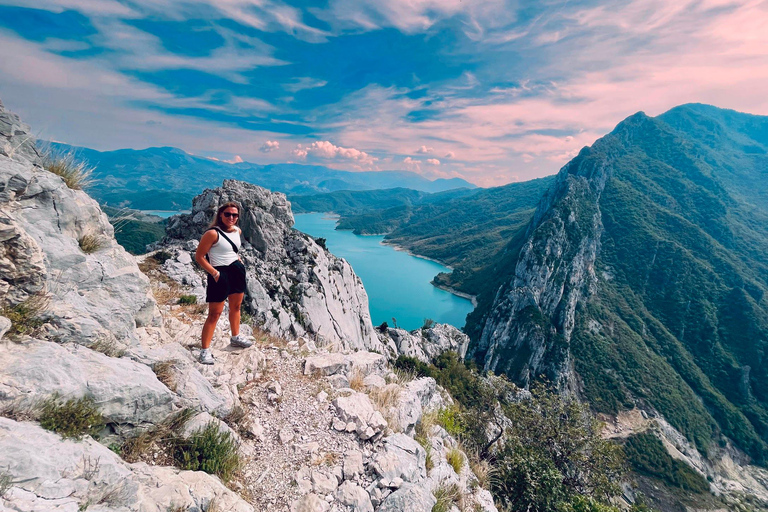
[470,150,608,389]
[162,179,385,352]
[376,323,469,363]
[0,99,160,347]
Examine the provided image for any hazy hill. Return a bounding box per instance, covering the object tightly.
[465,104,768,468]
[48,142,476,209]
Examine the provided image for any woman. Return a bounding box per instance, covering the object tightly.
[195,202,252,364]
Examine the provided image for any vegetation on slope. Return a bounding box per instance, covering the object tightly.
[466,104,768,463]
[102,206,166,254]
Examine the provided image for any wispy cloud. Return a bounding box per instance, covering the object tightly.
[0,0,767,186]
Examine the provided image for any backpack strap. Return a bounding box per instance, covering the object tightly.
[207,227,239,253]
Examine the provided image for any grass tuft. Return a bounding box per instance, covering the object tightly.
[0,468,13,498]
[348,368,365,391]
[432,482,463,512]
[41,150,94,190]
[79,233,108,254]
[178,294,197,305]
[89,338,126,358]
[39,395,105,439]
[446,447,465,475]
[153,360,179,392]
[173,422,241,482]
[1,293,49,339]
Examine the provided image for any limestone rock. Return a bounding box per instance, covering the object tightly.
[290,493,329,512]
[335,481,373,512]
[310,469,338,494]
[376,323,469,363]
[373,433,426,484]
[0,315,10,340]
[0,417,253,512]
[343,450,365,480]
[376,483,436,512]
[0,339,175,432]
[0,102,160,347]
[332,393,387,440]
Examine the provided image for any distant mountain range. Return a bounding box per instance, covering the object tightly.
[48,142,477,210]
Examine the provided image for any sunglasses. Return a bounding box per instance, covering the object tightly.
[222,212,239,219]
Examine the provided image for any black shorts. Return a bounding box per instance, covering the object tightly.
[206,260,247,303]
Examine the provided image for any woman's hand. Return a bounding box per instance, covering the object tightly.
[213,270,220,282]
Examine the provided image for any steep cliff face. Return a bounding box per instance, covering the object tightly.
[161,180,385,353]
[0,100,160,347]
[468,106,768,466]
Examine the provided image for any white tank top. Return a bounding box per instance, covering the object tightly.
[208,228,241,266]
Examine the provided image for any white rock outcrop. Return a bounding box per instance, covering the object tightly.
[0,99,160,348]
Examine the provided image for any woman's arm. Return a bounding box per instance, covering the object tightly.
[195,230,221,281]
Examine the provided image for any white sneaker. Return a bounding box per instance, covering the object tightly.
[229,334,253,348]
[199,349,214,365]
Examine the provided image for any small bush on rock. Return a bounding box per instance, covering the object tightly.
[79,233,107,254]
[173,422,240,482]
[177,294,197,305]
[39,395,105,439]
[41,150,94,190]
[0,468,13,498]
[1,293,49,338]
[432,482,462,512]
[446,447,465,474]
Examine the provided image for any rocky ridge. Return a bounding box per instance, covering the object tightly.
[0,100,495,512]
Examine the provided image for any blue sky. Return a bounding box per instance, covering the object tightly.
[0,0,766,186]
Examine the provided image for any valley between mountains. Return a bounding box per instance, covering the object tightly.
[3,98,768,512]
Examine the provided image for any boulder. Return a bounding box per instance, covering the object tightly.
[290,493,329,512]
[343,450,365,480]
[377,323,469,362]
[335,481,374,512]
[0,339,175,431]
[376,483,436,512]
[304,353,350,376]
[373,434,426,484]
[332,393,387,440]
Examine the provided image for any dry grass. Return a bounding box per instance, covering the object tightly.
[41,150,94,190]
[0,468,13,498]
[446,447,465,475]
[469,454,493,490]
[312,451,341,466]
[121,408,195,463]
[369,384,403,433]
[348,368,366,391]
[432,482,463,512]
[1,292,50,339]
[79,233,107,254]
[0,400,35,423]
[153,360,179,392]
[89,338,126,358]
[387,366,415,385]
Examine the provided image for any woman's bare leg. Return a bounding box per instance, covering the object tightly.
[201,301,226,349]
[228,293,244,336]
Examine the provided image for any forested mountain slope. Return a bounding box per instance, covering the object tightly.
[466,104,768,463]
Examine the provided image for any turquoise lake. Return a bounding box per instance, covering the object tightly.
[293,213,474,331]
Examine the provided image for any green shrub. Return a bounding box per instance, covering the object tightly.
[78,233,107,254]
[557,495,621,512]
[437,405,466,438]
[39,395,105,439]
[492,383,626,512]
[41,150,94,190]
[421,318,435,331]
[178,295,197,305]
[624,431,710,494]
[173,422,240,482]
